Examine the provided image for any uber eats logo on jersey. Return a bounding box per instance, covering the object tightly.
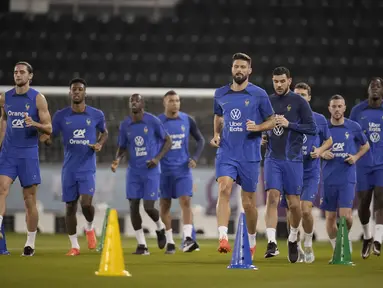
[70,129,89,145]
[134,136,147,157]
[369,122,381,143]
[8,111,28,128]
[229,109,243,132]
[332,142,347,158]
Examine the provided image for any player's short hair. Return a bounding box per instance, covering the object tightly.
[131,93,144,102]
[232,53,251,66]
[329,94,345,104]
[163,90,178,98]
[15,61,33,74]
[294,82,311,95]
[370,77,383,84]
[272,66,291,78]
[69,78,87,88]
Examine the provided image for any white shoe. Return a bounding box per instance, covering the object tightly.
[304,246,315,263]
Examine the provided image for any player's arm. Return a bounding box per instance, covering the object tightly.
[211,96,223,147]
[0,93,6,149]
[311,120,333,158]
[148,118,172,168]
[89,112,108,152]
[188,115,206,167]
[40,111,62,145]
[247,93,275,132]
[349,105,359,122]
[345,124,370,165]
[25,93,52,135]
[111,122,129,172]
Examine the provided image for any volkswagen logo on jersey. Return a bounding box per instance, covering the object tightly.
[370,132,380,143]
[134,136,144,146]
[229,109,243,132]
[230,109,241,120]
[273,125,284,136]
[70,129,89,145]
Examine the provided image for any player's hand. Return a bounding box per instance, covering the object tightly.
[146,158,159,169]
[88,143,102,152]
[246,120,259,132]
[261,134,268,146]
[321,150,334,160]
[110,159,120,172]
[210,135,220,148]
[310,146,321,159]
[188,158,197,168]
[275,115,289,128]
[345,154,357,165]
[24,114,36,127]
[39,133,51,144]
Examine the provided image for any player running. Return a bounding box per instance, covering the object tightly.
[321,95,369,255]
[0,62,52,256]
[111,93,172,255]
[158,90,205,254]
[40,78,108,256]
[277,83,332,263]
[210,53,275,258]
[350,77,383,258]
[263,67,317,263]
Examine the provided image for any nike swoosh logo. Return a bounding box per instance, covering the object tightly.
[222,102,230,106]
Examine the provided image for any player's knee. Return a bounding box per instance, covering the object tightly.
[301,202,312,219]
[217,180,232,199]
[143,200,155,214]
[373,191,383,211]
[179,196,190,209]
[160,200,171,213]
[0,182,10,197]
[66,202,77,215]
[129,200,140,215]
[326,213,337,225]
[266,190,280,207]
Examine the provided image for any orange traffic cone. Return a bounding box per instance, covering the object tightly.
[95,209,131,277]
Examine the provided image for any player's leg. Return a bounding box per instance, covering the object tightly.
[0,156,18,239]
[143,174,166,250]
[215,159,237,253]
[284,161,303,263]
[19,158,41,256]
[78,173,97,249]
[338,183,356,254]
[159,174,176,253]
[373,186,383,255]
[126,173,149,255]
[264,158,283,258]
[237,161,260,259]
[283,203,304,262]
[320,183,338,251]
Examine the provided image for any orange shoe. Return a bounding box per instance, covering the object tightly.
[217,238,231,253]
[86,229,97,250]
[66,248,80,256]
[250,246,256,260]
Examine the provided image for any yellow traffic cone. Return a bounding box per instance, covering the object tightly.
[95,209,131,277]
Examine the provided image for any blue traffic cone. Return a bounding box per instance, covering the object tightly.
[180,225,199,251]
[0,223,10,255]
[227,213,257,270]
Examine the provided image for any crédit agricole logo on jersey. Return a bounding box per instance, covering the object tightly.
[70,129,89,145]
[170,125,186,150]
[8,110,28,129]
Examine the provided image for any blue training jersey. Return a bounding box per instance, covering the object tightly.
[158,111,204,175]
[52,106,106,173]
[1,87,40,159]
[350,100,383,168]
[322,118,368,185]
[213,82,274,162]
[265,91,317,162]
[118,112,168,175]
[302,112,331,175]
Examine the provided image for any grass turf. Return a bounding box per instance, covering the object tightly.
[0,233,382,288]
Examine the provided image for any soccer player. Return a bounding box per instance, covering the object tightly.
[350,77,383,257]
[210,53,275,258]
[0,62,52,256]
[278,82,333,263]
[158,90,205,254]
[111,93,172,255]
[40,78,108,256]
[263,67,317,263]
[321,95,369,255]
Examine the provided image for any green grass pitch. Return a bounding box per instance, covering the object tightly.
[0,233,382,288]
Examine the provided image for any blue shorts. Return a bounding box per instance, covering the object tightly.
[264,158,303,196]
[0,156,41,187]
[160,172,193,199]
[126,171,160,201]
[62,172,96,203]
[356,166,383,192]
[280,175,319,208]
[320,182,356,212]
[215,157,260,192]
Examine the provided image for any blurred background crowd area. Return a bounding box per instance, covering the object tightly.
[1,0,382,167]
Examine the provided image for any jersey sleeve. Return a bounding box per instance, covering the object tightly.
[287,98,317,135]
[349,105,359,122]
[51,111,62,137]
[213,90,223,116]
[96,110,106,133]
[319,115,331,143]
[188,115,205,161]
[354,122,368,145]
[258,92,274,120]
[152,116,167,141]
[117,122,128,148]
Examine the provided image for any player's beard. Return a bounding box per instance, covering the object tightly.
[15,79,28,87]
[233,74,248,85]
[275,87,288,95]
